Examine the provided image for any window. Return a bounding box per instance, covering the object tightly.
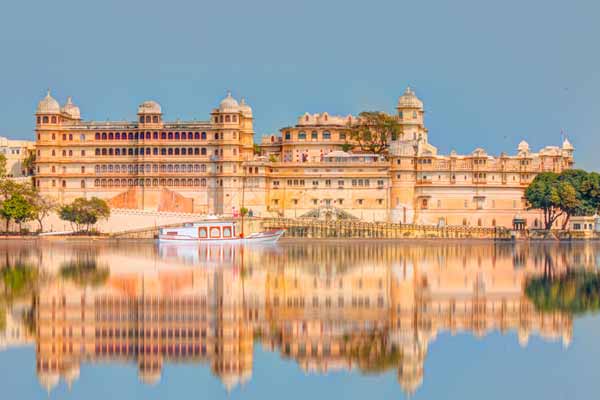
[421,199,428,209]
[285,132,291,140]
[339,133,346,140]
[323,131,331,140]
[311,131,318,140]
[298,131,306,140]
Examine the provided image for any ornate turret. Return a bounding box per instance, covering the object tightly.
[137,100,162,125]
[62,96,81,120]
[36,89,62,126]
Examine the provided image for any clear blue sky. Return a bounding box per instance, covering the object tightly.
[0,0,598,169]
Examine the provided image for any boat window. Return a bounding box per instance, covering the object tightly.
[223,227,232,237]
[210,227,221,238]
[198,228,207,238]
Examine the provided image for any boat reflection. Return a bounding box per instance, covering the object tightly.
[0,241,598,395]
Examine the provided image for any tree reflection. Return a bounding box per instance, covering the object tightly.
[59,258,109,287]
[525,270,600,315]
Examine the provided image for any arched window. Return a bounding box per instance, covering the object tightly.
[95,132,101,140]
[81,180,86,188]
[225,115,231,122]
[201,148,207,155]
[195,132,200,139]
[201,132,206,140]
[51,116,57,124]
[108,132,114,140]
[43,116,49,123]
[153,116,158,123]
[174,148,180,156]
[102,132,107,140]
[174,132,180,140]
[201,178,206,186]
[128,132,134,140]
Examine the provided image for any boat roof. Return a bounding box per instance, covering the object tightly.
[191,221,236,226]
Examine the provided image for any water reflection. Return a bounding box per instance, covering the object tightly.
[0,241,599,396]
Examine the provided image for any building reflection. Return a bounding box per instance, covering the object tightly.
[8,241,596,395]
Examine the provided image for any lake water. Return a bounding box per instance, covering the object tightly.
[0,240,599,399]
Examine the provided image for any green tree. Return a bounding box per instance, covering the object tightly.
[525,172,577,230]
[0,193,35,232]
[22,152,36,176]
[558,170,600,228]
[348,111,402,154]
[58,197,110,233]
[29,193,56,232]
[341,142,353,152]
[239,207,249,237]
[0,154,6,178]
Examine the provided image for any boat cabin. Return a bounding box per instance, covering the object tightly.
[161,221,238,240]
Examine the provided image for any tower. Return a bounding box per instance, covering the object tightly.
[396,86,427,143]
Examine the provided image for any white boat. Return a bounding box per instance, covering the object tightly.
[158,221,285,244]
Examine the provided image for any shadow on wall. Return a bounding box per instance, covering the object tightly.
[107,188,194,213]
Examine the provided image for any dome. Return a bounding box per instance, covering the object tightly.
[62,96,81,119]
[219,91,239,112]
[36,90,61,114]
[517,140,530,152]
[139,370,161,386]
[239,97,252,117]
[138,100,162,114]
[398,86,423,109]
[562,138,573,150]
[38,371,60,392]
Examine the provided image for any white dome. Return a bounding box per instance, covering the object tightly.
[138,100,162,114]
[62,96,81,119]
[219,91,239,112]
[398,86,423,109]
[36,90,61,114]
[562,138,573,150]
[517,140,530,152]
[239,97,252,117]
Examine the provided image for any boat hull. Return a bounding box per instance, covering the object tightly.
[158,229,285,245]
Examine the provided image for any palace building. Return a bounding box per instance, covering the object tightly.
[33,88,574,227]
